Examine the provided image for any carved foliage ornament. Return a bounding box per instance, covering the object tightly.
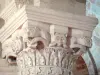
[2,25,50,64]
[17,30,75,75]
[17,47,75,75]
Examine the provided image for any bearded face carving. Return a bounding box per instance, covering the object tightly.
[22,26,41,42]
[49,33,67,48]
[70,37,80,53]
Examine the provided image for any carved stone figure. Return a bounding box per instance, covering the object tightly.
[17,27,76,75]
[16,25,76,75]
[22,26,41,49]
[23,37,49,52]
[2,24,50,64]
[22,24,50,49]
[2,30,23,64]
[70,36,91,56]
[49,33,67,48]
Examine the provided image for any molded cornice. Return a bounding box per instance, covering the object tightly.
[25,5,97,31]
[0,5,97,43]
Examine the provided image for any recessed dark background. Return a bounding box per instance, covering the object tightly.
[76,0,86,3]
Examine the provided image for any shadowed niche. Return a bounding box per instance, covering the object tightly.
[76,0,86,3]
[7,56,17,65]
[0,18,5,29]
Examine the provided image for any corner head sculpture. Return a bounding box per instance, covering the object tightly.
[22,25,41,42]
[17,27,75,75]
[22,25,50,49]
[24,37,49,51]
[70,36,91,56]
[49,33,67,48]
[2,25,50,64]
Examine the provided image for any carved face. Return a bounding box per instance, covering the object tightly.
[27,27,40,38]
[70,37,87,55]
[22,26,41,42]
[54,33,66,47]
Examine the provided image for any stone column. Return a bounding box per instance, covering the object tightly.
[17,24,76,75]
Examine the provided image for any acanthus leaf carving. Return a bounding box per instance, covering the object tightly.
[17,46,75,75]
[2,24,50,64]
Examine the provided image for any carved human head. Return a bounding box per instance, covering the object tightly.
[27,26,41,38]
[22,24,41,41]
[54,33,67,46]
[70,37,87,55]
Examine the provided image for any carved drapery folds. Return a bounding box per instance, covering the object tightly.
[49,33,67,49]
